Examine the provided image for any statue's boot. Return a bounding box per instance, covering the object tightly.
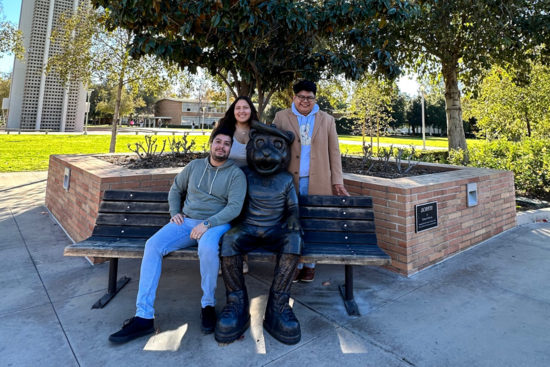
[215,256,250,343]
[263,253,301,345]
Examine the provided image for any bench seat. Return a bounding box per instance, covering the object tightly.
[65,237,390,265]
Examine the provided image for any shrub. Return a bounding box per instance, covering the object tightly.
[377,139,550,200]
[451,139,550,201]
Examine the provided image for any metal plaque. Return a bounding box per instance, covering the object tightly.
[415,201,438,233]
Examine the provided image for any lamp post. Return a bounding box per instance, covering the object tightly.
[83,89,94,135]
[420,85,426,150]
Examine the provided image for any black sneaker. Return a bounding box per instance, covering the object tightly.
[201,306,217,334]
[109,317,155,344]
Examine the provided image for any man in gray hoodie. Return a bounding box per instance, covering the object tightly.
[109,128,247,344]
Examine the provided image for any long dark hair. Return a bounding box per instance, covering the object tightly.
[210,96,259,143]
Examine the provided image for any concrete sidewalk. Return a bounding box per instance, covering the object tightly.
[1,171,549,367]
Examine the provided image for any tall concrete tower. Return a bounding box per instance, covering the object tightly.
[8,0,87,132]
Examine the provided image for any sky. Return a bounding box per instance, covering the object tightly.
[0,0,22,74]
[0,0,419,96]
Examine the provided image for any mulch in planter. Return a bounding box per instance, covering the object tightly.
[342,158,447,179]
[96,153,209,170]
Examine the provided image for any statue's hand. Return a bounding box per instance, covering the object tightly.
[283,214,304,235]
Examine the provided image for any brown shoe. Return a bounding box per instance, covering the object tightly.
[301,267,315,282]
[292,268,301,283]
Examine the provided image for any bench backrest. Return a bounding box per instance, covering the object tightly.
[92,190,377,247]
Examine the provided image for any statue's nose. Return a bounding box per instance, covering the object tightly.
[262,150,271,157]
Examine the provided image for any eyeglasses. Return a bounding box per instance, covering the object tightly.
[296,95,316,102]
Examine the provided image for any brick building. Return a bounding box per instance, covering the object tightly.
[154,98,227,127]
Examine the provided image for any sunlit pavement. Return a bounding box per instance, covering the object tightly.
[1,171,549,366]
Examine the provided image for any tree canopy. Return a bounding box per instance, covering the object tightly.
[93,0,421,117]
[464,64,550,141]
[382,0,550,152]
[46,6,174,152]
[0,1,24,60]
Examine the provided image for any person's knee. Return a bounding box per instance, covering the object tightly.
[198,241,220,260]
[144,237,164,257]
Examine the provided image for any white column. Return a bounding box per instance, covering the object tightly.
[226,87,230,109]
[35,0,56,130]
[60,0,81,132]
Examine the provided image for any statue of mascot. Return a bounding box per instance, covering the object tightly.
[215,121,303,345]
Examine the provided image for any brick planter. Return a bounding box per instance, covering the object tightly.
[45,154,180,244]
[343,163,516,276]
[45,154,516,275]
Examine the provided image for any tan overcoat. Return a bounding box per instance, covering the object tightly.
[272,108,344,195]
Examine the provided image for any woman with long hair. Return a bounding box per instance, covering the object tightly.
[210,96,259,168]
[211,96,259,274]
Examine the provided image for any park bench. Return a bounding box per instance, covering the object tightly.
[6,128,52,134]
[63,190,391,316]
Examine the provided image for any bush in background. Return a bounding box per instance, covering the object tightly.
[447,139,550,201]
[373,139,550,201]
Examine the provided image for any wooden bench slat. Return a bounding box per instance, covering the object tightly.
[299,206,374,220]
[91,226,162,238]
[91,226,378,242]
[299,195,373,207]
[96,213,170,227]
[102,191,169,202]
[301,219,375,232]
[303,232,377,244]
[99,201,170,214]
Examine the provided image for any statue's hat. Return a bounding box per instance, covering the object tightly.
[250,120,295,143]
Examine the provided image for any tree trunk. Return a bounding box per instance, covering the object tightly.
[239,80,251,98]
[109,79,124,153]
[442,62,467,153]
[526,114,531,137]
[257,89,265,120]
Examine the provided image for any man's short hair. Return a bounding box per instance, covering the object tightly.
[211,127,234,145]
[293,80,317,96]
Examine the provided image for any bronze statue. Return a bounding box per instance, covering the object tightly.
[215,121,304,345]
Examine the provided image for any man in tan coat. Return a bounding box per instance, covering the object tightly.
[272,80,350,282]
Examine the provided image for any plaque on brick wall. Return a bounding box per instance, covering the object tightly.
[415,201,438,233]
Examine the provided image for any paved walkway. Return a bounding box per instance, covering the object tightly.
[0,127,210,137]
[1,172,550,366]
[339,140,444,151]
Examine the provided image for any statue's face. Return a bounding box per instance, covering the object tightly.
[246,131,291,176]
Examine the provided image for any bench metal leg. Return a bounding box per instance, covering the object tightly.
[339,265,360,317]
[92,258,131,309]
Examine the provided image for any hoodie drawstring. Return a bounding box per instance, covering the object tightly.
[197,161,220,194]
[209,168,219,194]
[197,164,208,190]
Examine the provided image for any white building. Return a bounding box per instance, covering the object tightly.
[7,0,87,132]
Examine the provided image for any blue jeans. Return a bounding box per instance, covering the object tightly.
[298,177,315,269]
[135,219,231,319]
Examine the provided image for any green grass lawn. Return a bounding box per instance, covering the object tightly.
[0,135,211,172]
[1,134,464,172]
[338,135,480,148]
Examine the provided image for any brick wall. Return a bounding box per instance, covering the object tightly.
[47,155,516,275]
[343,163,516,276]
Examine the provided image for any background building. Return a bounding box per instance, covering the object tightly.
[155,98,227,128]
[7,0,87,132]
